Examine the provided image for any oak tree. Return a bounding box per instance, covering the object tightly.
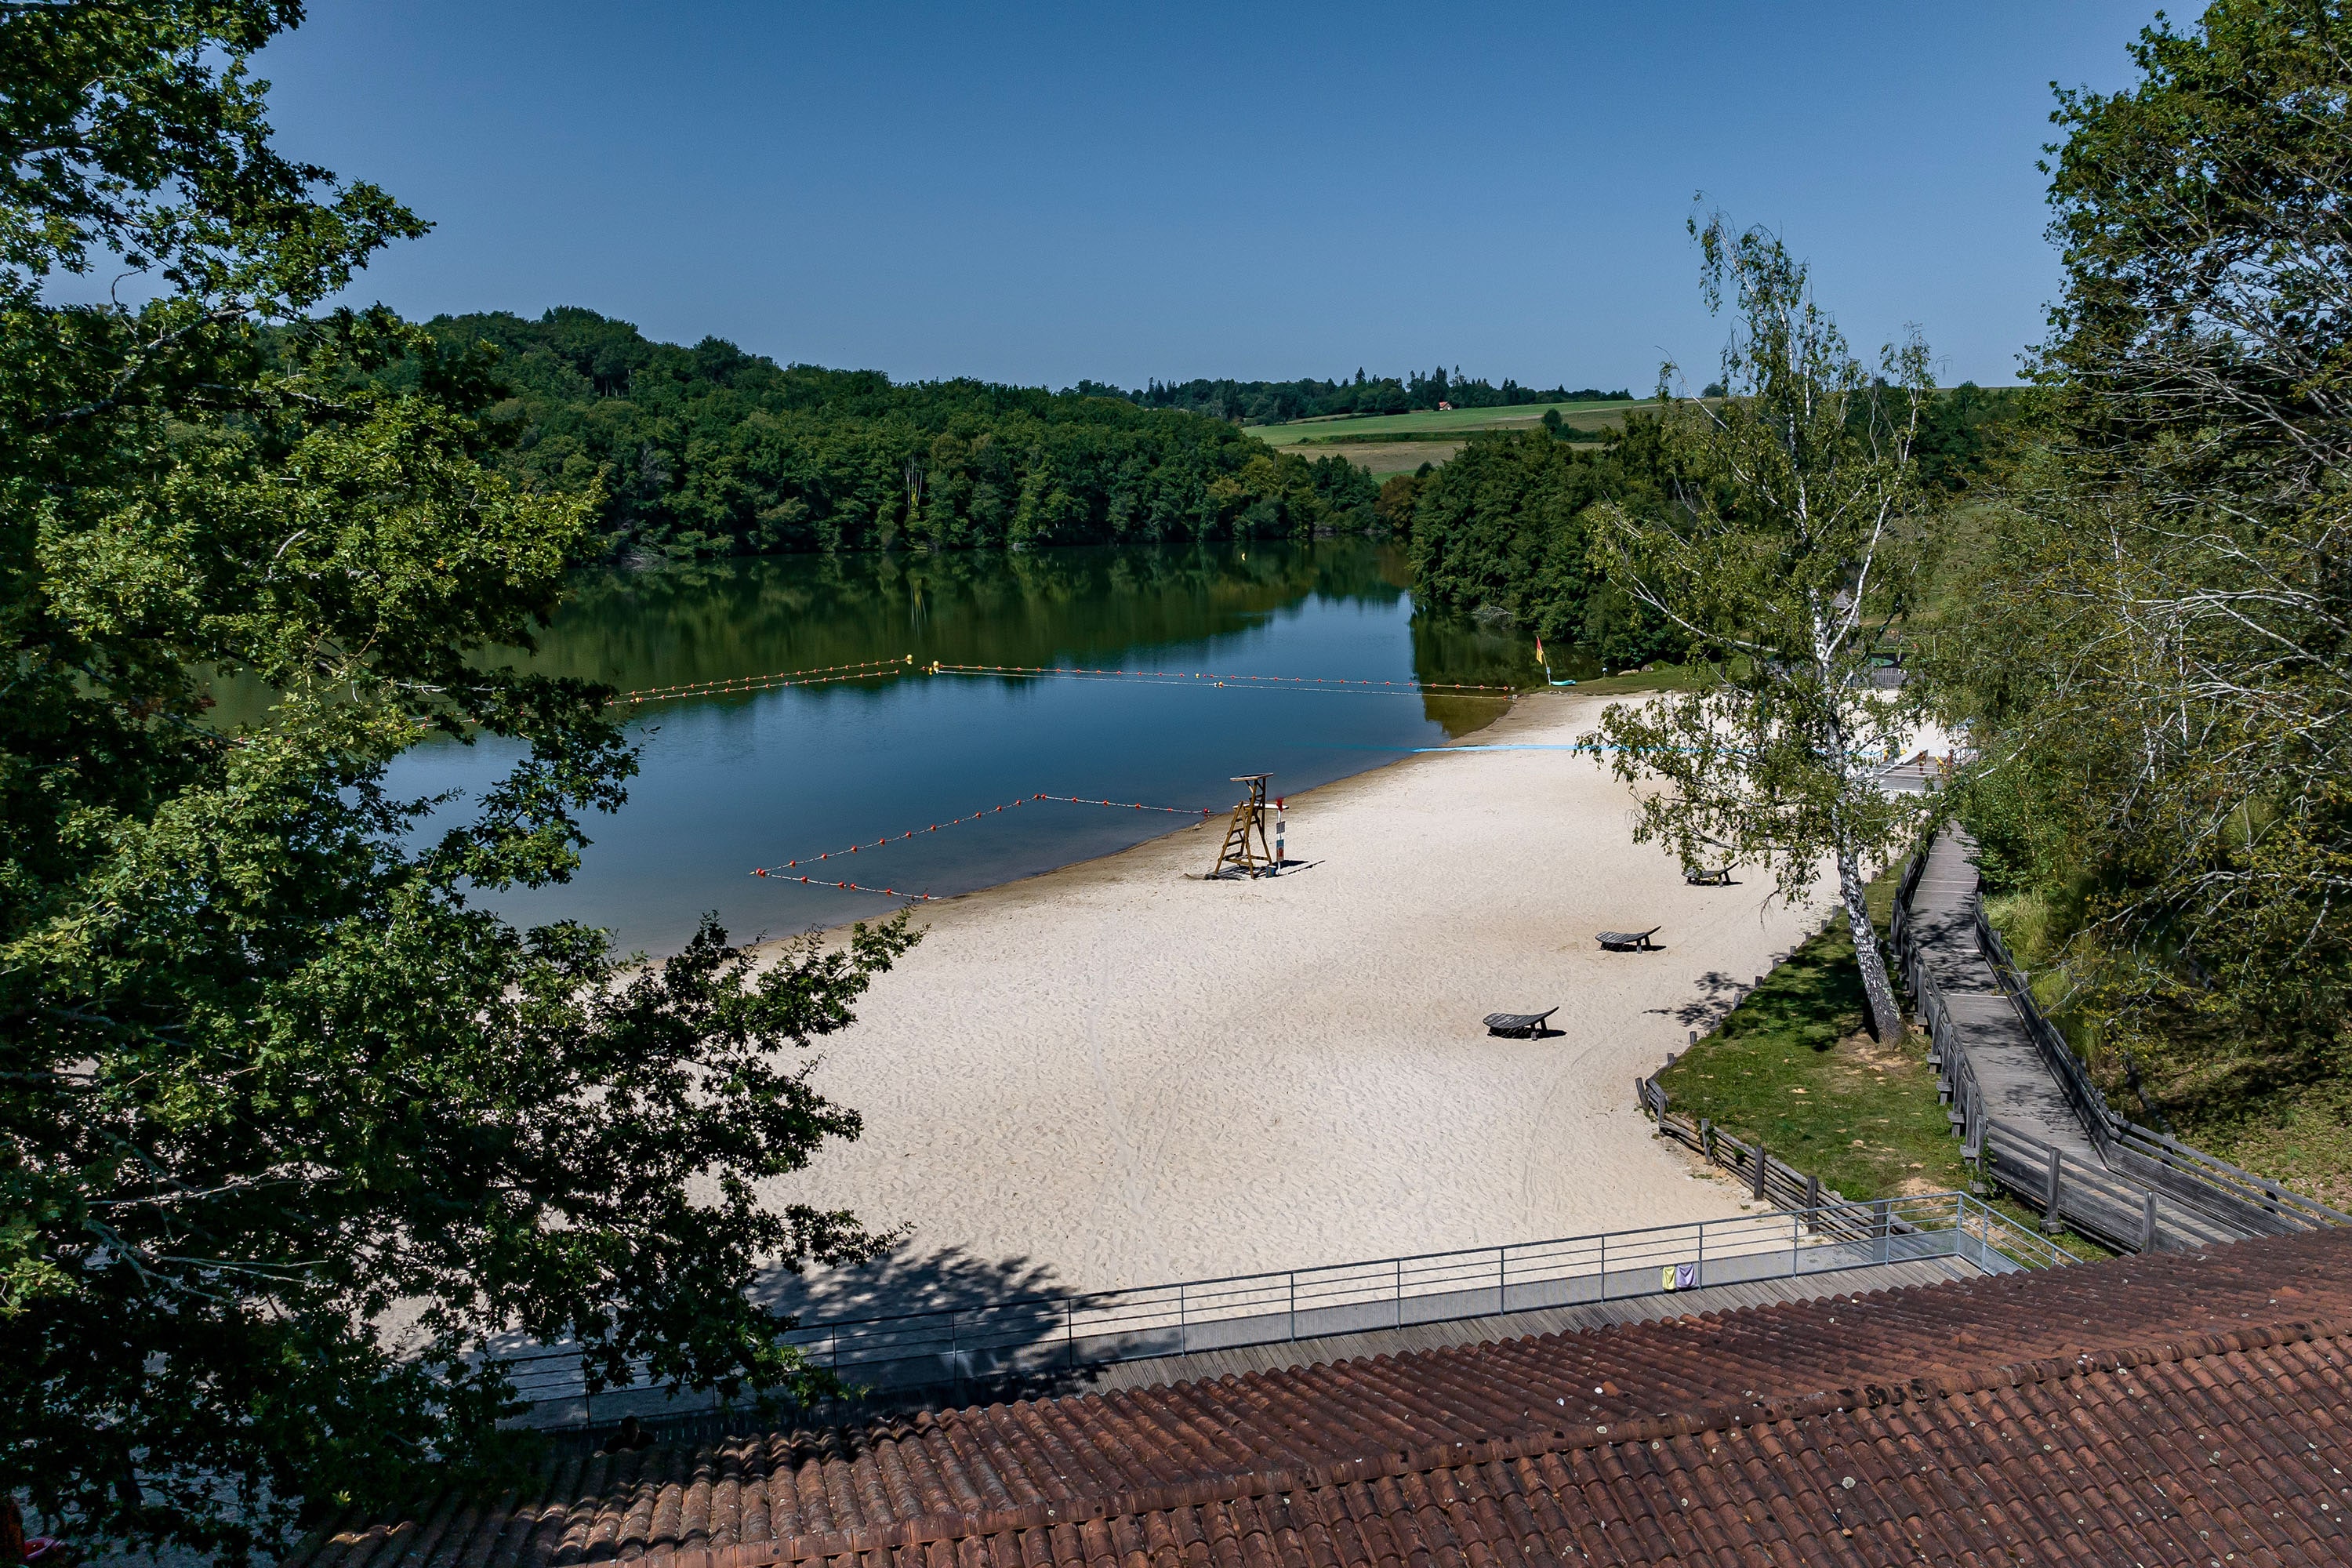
[0,5,915,1559]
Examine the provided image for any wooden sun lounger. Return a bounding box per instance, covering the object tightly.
[1683,866,1732,886]
[1483,1007,1559,1038]
[1596,927,1663,952]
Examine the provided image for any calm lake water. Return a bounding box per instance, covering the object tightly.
[381,540,1568,954]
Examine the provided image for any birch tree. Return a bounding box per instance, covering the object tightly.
[1582,217,1929,1041]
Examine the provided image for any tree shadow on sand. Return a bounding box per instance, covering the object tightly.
[754,1243,1064,1320]
[1672,969,1766,1033]
[533,1247,1100,1452]
[750,1243,1128,1423]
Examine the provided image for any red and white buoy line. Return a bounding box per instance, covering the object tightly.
[750,791,1217,902]
[612,655,1517,709]
[615,656,911,706]
[924,662,1517,695]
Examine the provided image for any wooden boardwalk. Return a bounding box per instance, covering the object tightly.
[1904,828,2235,1250]
[1909,831,2104,1163]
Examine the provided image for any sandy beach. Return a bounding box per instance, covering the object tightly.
[763,689,1853,1313]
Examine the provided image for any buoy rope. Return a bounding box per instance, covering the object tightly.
[614,655,1519,708]
[750,791,1214,878]
[769,877,942,902]
[616,657,908,706]
[927,662,1515,695]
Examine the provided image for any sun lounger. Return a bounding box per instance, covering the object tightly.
[1682,866,1732,885]
[1482,1007,1559,1038]
[1596,927,1662,952]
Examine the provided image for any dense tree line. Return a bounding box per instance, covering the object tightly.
[1923,0,2352,1177]
[1392,385,2017,670]
[1069,368,1633,425]
[1388,426,1684,668]
[397,310,1381,561]
[1,8,918,1562]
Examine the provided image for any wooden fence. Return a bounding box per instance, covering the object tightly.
[1632,1076,2073,1272]
[1889,833,2350,1252]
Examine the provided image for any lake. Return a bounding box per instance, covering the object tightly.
[381,539,1570,954]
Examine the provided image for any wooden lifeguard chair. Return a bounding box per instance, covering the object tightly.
[1210,775,1276,878]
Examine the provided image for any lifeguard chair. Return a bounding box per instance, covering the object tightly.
[1209,775,1276,878]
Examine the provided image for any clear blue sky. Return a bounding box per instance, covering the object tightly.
[256,2,2163,393]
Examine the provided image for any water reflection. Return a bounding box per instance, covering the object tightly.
[253,541,1548,953]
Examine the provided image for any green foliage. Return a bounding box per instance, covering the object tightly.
[2,7,916,1560]
[1910,382,2025,495]
[1929,0,2352,1093]
[1582,217,1933,1041]
[412,310,1379,560]
[1399,426,1683,661]
[1398,385,2009,663]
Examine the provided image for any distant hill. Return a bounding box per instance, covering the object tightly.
[398,308,1380,561]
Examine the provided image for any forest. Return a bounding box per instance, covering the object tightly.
[1389,383,2022,668]
[400,309,1381,560]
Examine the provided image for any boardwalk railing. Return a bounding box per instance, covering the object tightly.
[495,1192,2058,1428]
[1635,1076,2071,1273]
[1973,904,2350,1236]
[1891,831,2350,1251]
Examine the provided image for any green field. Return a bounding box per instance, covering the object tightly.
[1250,397,1650,448]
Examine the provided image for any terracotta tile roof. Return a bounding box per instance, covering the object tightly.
[299,1229,2352,1568]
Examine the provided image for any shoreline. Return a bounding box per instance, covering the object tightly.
[777,691,1525,935]
[755,689,1835,1316]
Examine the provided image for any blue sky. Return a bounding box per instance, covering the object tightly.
[256,2,2163,392]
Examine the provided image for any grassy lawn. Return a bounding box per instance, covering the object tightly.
[1249,398,1650,447]
[1654,872,1963,1203]
[1299,438,1466,477]
[1651,864,2109,1257]
[1552,660,1712,696]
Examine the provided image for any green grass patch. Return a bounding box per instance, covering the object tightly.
[1653,865,2110,1257]
[1552,660,1711,696]
[1250,399,1650,446]
[1655,877,1960,1203]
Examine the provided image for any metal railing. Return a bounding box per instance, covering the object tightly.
[1635,1076,2070,1272]
[1973,903,2351,1236]
[1891,829,2349,1250]
[492,1192,2056,1426]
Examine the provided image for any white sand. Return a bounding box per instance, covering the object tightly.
[764,691,1854,1308]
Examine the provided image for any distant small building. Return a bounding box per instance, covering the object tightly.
[1436,400,1452,411]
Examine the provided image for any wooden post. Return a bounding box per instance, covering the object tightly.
[1752,1143,1766,1200]
[2142,1189,2158,1252]
[1804,1173,1820,1232]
